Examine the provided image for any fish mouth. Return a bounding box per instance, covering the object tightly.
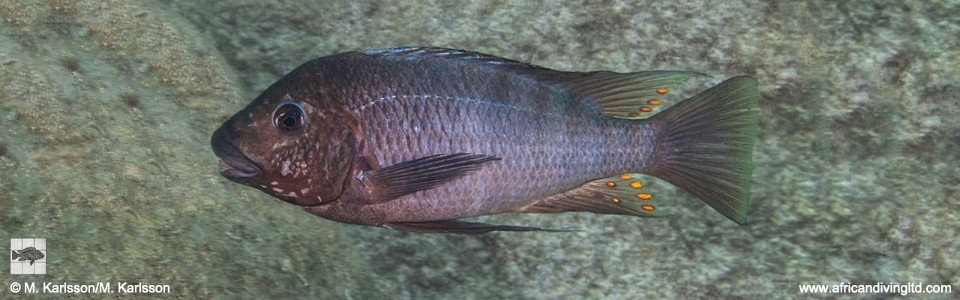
[211,127,261,181]
[218,157,259,179]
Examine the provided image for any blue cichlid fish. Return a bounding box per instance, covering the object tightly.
[211,47,759,234]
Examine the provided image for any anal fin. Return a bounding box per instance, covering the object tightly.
[385,220,570,234]
[521,173,667,218]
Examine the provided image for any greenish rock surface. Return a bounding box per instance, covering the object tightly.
[2,0,958,298]
[0,1,386,298]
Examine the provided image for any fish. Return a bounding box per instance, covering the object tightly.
[11,247,44,265]
[211,47,759,234]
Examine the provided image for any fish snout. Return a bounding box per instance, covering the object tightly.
[211,126,262,181]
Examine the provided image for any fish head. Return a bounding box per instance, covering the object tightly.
[211,69,361,207]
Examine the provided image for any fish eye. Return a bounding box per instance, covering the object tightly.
[273,103,305,133]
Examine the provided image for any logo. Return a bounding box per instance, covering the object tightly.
[10,238,46,275]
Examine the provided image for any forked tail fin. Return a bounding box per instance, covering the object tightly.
[648,76,759,224]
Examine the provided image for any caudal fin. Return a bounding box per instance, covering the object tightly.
[648,76,759,224]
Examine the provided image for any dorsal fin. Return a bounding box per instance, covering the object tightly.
[363,47,542,70]
[362,47,704,120]
[551,71,706,119]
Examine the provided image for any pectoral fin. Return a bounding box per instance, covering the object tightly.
[385,220,570,234]
[364,153,499,201]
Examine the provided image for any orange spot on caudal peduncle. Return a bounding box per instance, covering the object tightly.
[656,87,668,94]
[637,193,652,200]
[606,181,617,187]
[639,106,653,112]
[641,205,655,211]
[647,99,662,105]
[630,181,642,188]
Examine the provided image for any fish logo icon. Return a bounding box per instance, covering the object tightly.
[12,247,44,265]
[10,238,46,274]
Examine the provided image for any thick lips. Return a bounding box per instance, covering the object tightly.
[211,127,261,180]
[218,156,259,179]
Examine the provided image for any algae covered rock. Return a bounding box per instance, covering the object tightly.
[0,0,387,298]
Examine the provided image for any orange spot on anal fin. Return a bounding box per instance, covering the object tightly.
[520,174,666,218]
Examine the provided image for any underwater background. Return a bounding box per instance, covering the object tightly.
[0,0,957,298]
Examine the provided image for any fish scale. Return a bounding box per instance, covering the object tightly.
[355,92,655,221]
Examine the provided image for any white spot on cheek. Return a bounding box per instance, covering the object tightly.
[270,181,278,186]
[285,192,297,197]
[272,187,284,193]
[300,188,309,195]
[297,162,309,177]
